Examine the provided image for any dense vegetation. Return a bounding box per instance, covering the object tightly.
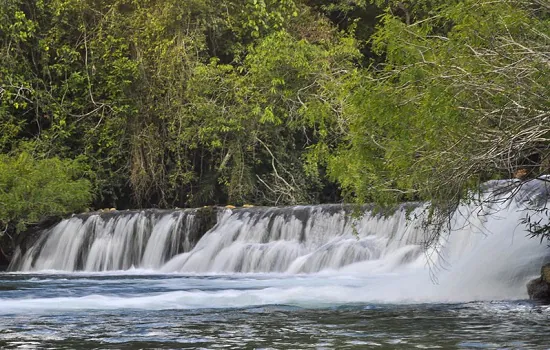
[1,0,549,251]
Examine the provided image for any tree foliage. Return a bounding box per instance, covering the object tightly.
[322,0,550,234]
[0,0,361,210]
[0,151,91,233]
[1,0,550,242]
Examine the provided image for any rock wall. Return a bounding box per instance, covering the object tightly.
[527,264,550,303]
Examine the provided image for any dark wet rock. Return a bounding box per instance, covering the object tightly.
[0,253,9,271]
[527,278,550,302]
[192,206,218,244]
[541,263,550,283]
[527,264,550,303]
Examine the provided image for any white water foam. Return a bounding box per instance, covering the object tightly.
[0,270,548,315]
[7,179,550,305]
[13,210,199,271]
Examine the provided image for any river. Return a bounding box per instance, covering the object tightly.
[1,272,549,349]
[2,179,550,348]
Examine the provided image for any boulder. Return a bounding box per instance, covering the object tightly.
[527,264,550,303]
[541,264,550,283]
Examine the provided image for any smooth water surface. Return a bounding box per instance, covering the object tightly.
[1,273,549,349]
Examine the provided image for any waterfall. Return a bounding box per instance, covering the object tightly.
[10,209,213,272]
[10,180,550,292]
[159,204,424,274]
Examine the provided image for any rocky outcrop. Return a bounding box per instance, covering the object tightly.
[527,264,550,303]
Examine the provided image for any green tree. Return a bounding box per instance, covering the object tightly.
[322,0,550,234]
[0,151,91,259]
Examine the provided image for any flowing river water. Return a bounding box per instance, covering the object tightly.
[2,180,550,348]
[1,273,550,349]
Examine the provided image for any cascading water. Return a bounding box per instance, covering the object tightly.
[10,204,424,274]
[9,209,211,272]
[8,179,550,301]
[3,179,550,349]
[159,204,424,274]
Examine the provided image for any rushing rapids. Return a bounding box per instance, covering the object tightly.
[8,179,550,300]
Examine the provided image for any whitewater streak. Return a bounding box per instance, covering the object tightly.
[8,179,550,301]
